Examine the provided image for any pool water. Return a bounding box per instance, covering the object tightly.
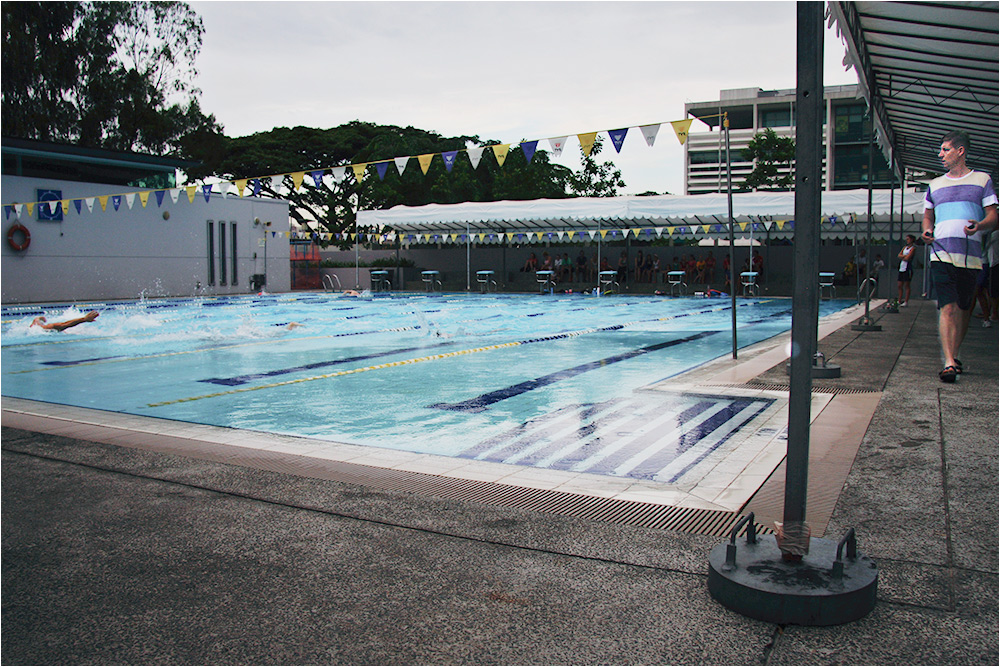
[2,292,851,482]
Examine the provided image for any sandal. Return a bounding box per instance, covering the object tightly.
[954,359,963,374]
[939,365,958,383]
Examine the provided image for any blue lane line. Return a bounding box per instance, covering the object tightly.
[41,356,125,366]
[664,399,773,483]
[200,341,456,386]
[428,331,718,413]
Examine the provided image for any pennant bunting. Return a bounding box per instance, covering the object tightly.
[578,132,598,157]
[291,172,305,191]
[548,136,567,158]
[250,179,262,197]
[608,128,628,153]
[154,190,166,207]
[309,170,325,188]
[330,167,347,181]
[520,140,538,164]
[670,118,694,145]
[73,199,83,214]
[640,124,660,147]
[138,191,150,208]
[417,154,434,174]
[26,202,36,216]
[234,179,248,197]
[124,193,135,209]
[351,163,367,182]
[112,195,122,211]
[466,147,484,170]
[85,198,95,212]
[491,144,510,167]
[201,185,212,202]
[269,175,283,192]
[394,157,409,176]
[441,150,459,173]
[375,161,390,180]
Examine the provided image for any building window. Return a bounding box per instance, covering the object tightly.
[834,103,871,143]
[231,222,238,287]
[207,221,215,286]
[760,107,793,128]
[219,223,227,285]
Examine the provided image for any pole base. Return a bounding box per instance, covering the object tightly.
[708,534,877,626]
[851,318,882,332]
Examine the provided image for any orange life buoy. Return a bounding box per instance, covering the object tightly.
[7,222,30,251]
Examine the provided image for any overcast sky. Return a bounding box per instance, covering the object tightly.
[189,0,859,196]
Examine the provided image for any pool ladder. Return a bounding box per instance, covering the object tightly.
[322,274,342,292]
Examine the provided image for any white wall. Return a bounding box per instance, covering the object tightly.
[1,175,290,304]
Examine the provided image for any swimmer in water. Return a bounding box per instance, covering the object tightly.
[31,311,99,332]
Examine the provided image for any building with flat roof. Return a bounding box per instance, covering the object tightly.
[684,85,894,195]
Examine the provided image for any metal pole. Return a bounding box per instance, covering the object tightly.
[864,123,875,313]
[725,112,737,359]
[466,222,471,292]
[783,0,824,535]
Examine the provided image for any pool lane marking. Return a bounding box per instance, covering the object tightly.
[6,325,422,374]
[428,330,718,413]
[145,323,633,408]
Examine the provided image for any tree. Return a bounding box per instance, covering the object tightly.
[187,122,574,248]
[567,136,626,197]
[742,128,795,191]
[2,1,219,155]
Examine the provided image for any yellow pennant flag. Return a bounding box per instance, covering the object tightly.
[738,222,748,231]
[351,164,367,182]
[578,132,598,157]
[492,144,510,167]
[631,227,642,238]
[97,197,108,212]
[417,154,435,174]
[671,119,694,145]
[665,227,674,236]
[701,225,711,234]
[505,232,515,242]
[291,172,305,191]
[26,202,36,216]
[776,220,786,230]
[186,186,197,203]
[139,191,151,208]
[235,179,248,197]
[600,229,609,239]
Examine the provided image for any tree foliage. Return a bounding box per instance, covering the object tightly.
[567,136,626,197]
[1,1,219,154]
[741,128,795,191]
[186,122,575,248]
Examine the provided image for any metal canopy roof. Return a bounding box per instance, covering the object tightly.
[829,1,999,178]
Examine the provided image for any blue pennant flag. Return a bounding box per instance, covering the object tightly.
[376,162,390,180]
[310,170,325,187]
[442,151,459,173]
[154,191,166,207]
[520,140,538,164]
[112,195,122,211]
[251,179,262,197]
[73,199,83,214]
[202,185,213,201]
[608,128,629,153]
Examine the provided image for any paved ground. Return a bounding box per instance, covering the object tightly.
[2,298,997,665]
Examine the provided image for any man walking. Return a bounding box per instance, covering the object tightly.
[922,130,998,382]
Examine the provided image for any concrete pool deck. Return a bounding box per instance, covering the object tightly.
[2,297,997,664]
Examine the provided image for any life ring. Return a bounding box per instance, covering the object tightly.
[7,222,30,252]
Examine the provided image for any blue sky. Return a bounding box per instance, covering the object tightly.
[190,0,859,196]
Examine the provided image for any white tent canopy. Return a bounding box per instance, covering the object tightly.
[358,189,924,243]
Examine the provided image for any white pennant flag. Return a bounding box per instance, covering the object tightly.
[168,189,180,204]
[394,157,409,175]
[330,166,347,181]
[125,193,136,209]
[640,124,661,147]
[466,147,484,170]
[83,198,95,213]
[269,175,284,192]
[548,136,568,158]
[14,203,24,217]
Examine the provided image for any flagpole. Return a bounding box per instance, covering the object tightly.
[466,222,471,292]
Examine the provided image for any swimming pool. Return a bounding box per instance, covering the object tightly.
[2,292,852,484]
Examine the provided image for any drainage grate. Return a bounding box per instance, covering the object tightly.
[710,381,880,395]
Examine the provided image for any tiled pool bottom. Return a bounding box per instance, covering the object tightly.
[2,302,874,526]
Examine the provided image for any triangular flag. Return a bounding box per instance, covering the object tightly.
[492,144,510,167]
[578,132,598,157]
[330,167,347,181]
[442,150,459,172]
[201,185,212,202]
[269,175,284,192]
[235,179,248,196]
[665,227,674,236]
[85,198,95,212]
[351,163,367,182]
[139,191,150,208]
[599,229,609,239]
[26,202,36,216]
[309,170,325,188]
[291,172,305,191]
[154,190,166,207]
[548,136,567,158]
[60,199,70,215]
[394,157,409,175]
[640,124,660,147]
[670,118,694,145]
[417,154,434,174]
[467,147,484,169]
[520,140,538,164]
[124,193,135,209]
[73,199,83,214]
[112,195,122,211]
[631,227,642,238]
[250,179,262,197]
[376,162,390,180]
[701,225,711,234]
[738,222,748,231]
[608,128,628,153]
